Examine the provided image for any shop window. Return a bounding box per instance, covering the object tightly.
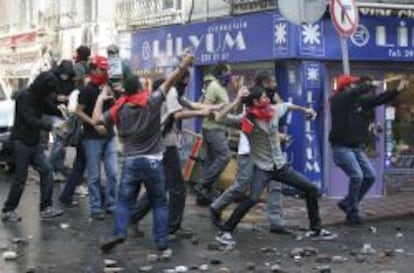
[387,73,414,168]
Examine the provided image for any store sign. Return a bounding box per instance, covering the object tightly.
[0,52,39,78]
[304,15,414,61]
[285,62,323,190]
[131,12,293,70]
[225,0,277,14]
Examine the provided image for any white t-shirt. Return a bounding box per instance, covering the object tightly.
[161,87,184,147]
[238,132,250,155]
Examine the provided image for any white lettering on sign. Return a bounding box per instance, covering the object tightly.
[142,19,248,62]
[304,90,321,175]
[351,21,414,58]
[359,7,414,19]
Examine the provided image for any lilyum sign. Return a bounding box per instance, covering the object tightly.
[131,12,286,70]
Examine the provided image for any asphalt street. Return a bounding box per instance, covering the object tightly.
[0,169,413,273]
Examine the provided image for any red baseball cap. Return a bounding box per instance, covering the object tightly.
[336,75,360,91]
[90,55,109,70]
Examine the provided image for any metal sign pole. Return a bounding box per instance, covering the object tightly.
[340,36,350,75]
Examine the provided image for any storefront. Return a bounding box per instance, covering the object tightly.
[130,9,414,198]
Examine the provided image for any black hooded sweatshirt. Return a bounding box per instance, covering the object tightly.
[11,71,61,146]
[329,81,399,148]
[51,60,76,103]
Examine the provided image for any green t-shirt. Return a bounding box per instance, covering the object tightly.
[202,77,229,130]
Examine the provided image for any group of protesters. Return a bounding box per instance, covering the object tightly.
[1,44,410,256]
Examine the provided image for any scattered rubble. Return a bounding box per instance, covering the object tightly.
[2,251,18,261]
[175,266,189,272]
[138,265,153,272]
[147,254,158,262]
[199,264,208,271]
[361,243,376,255]
[246,262,256,270]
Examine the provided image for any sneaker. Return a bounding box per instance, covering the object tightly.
[215,231,236,246]
[210,207,222,228]
[337,201,349,214]
[170,227,194,239]
[196,188,212,207]
[132,225,145,238]
[159,248,173,260]
[269,224,293,235]
[53,172,66,183]
[100,235,126,252]
[306,229,337,241]
[75,185,89,196]
[346,215,364,226]
[40,207,64,219]
[2,211,22,222]
[90,212,105,221]
[59,200,79,208]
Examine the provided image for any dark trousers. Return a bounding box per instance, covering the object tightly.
[200,128,231,192]
[222,165,321,232]
[3,140,54,212]
[59,143,86,204]
[131,146,186,232]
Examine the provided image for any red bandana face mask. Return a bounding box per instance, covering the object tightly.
[90,72,108,86]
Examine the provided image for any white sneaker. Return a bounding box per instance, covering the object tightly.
[75,185,89,196]
[306,229,337,241]
[159,248,172,260]
[215,231,236,246]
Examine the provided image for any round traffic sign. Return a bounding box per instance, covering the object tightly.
[330,0,359,37]
[278,0,327,25]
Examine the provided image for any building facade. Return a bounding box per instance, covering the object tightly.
[125,0,414,198]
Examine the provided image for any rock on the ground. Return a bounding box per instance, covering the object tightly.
[103,267,125,272]
[316,254,332,264]
[219,267,231,273]
[199,264,208,271]
[361,243,376,255]
[207,242,220,251]
[331,255,348,263]
[246,262,256,270]
[104,259,117,267]
[175,265,188,272]
[355,255,366,263]
[210,259,222,265]
[270,264,286,273]
[317,265,331,273]
[138,265,153,272]
[2,251,18,260]
[147,254,158,262]
[191,237,199,245]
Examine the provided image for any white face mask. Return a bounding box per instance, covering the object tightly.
[60,74,69,81]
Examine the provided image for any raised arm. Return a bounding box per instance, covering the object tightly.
[161,52,194,96]
[214,86,249,121]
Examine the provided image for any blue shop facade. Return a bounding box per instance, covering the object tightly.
[130,10,414,198]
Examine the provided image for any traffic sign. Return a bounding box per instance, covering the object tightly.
[278,0,327,25]
[330,0,359,37]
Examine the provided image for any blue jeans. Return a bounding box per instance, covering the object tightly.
[131,146,186,233]
[59,143,86,204]
[83,137,118,213]
[113,156,169,250]
[332,146,376,219]
[211,154,284,226]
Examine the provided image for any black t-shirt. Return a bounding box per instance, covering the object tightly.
[78,83,114,139]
